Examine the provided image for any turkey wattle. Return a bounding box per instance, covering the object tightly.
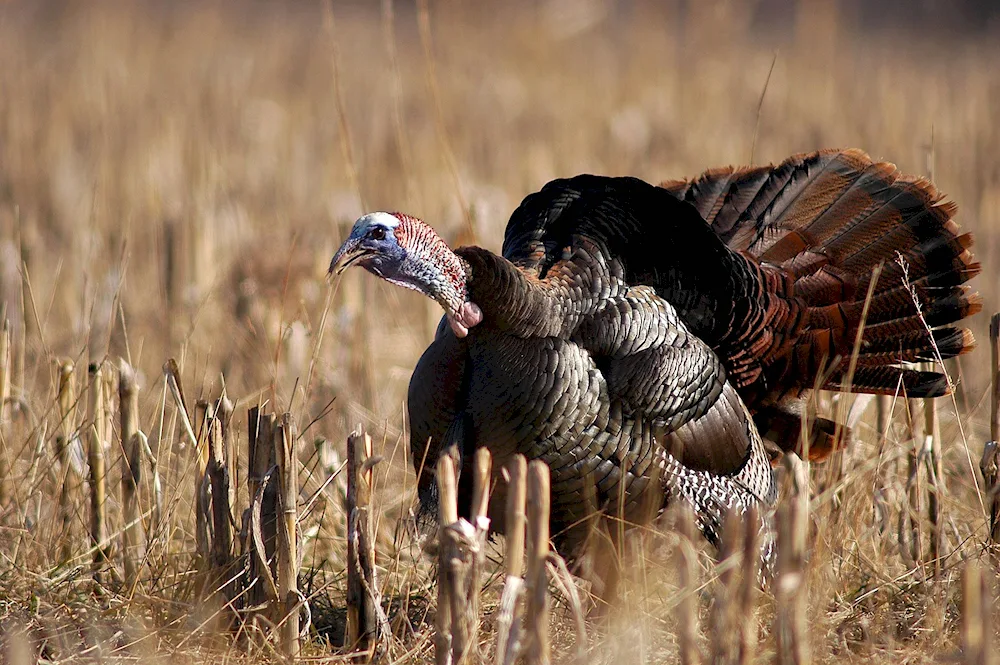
[329,149,980,578]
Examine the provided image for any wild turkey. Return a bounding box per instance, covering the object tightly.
[330,149,980,581]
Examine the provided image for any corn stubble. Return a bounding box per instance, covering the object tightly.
[0,1,999,663]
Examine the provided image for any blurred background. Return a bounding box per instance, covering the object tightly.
[0,1,998,658]
[1,0,998,424]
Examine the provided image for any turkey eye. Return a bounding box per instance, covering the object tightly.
[370,227,386,241]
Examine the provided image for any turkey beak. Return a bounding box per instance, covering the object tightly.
[329,240,369,277]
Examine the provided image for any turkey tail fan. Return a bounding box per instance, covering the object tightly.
[662,148,981,406]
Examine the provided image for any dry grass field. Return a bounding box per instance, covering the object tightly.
[1,1,999,662]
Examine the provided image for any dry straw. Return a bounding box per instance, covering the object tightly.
[119,359,142,587]
[1,5,999,662]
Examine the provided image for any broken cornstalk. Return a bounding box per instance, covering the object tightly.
[960,560,995,665]
[119,360,143,587]
[711,509,741,665]
[207,399,236,613]
[436,449,492,665]
[675,503,701,665]
[923,395,944,579]
[436,454,458,665]
[738,505,759,665]
[245,407,279,619]
[524,461,550,665]
[982,314,1000,552]
[86,362,109,583]
[56,359,82,562]
[776,454,810,665]
[0,315,10,506]
[901,398,924,573]
[275,414,300,661]
[346,425,387,655]
[195,399,213,564]
[496,454,527,665]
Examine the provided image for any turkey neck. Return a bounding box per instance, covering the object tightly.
[455,246,595,338]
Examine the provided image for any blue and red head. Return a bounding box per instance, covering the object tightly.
[330,212,483,337]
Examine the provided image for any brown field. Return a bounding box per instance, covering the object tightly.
[1,1,999,662]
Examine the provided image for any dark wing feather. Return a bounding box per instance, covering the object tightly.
[501,152,978,458]
[498,174,793,403]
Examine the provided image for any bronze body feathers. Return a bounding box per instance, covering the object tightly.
[404,149,979,563]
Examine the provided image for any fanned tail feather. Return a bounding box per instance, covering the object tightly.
[662,148,980,457]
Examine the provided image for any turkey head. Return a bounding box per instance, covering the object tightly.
[330,211,483,337]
